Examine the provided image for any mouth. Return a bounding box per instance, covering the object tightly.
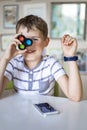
[25,50,36,54]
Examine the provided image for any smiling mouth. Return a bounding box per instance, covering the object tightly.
[25,50,36,54]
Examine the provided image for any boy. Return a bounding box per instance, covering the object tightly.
[0,15,82,101]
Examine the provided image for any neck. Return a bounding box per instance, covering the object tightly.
[24,57,42,69]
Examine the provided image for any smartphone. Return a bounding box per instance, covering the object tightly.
[34,102,59,117]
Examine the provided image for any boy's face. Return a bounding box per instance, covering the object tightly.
[17,26,49,64]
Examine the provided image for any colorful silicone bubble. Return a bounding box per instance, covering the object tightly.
[25,39,32,46]
[17,34,33,50]
[18,44,26,50]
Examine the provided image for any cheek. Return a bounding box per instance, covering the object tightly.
[34,43,43,49]
[38,42,45,48]
[38,46,44,52]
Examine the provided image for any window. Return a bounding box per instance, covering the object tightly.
[51,2,87,40]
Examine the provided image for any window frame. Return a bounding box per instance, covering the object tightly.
[50,2,87,40]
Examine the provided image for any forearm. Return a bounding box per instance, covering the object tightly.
[0,56,9,91]
[67,61,82,101]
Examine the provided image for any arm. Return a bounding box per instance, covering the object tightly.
[57,34,83,101]
[0,34,27,93]
[0,57,10,93]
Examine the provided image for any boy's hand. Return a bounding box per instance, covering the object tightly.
[61,34,78,56]
[3,34,27,60]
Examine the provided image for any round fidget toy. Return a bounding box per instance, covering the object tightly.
[17,34,33,50]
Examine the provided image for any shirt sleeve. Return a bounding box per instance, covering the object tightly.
[50,57,66,80]
[4,59,14,81]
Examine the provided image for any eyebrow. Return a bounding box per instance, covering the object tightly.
[30,36,41,39]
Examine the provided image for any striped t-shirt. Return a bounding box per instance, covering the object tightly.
[4,55,66,95]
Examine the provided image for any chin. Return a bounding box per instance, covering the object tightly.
[24,56,36,61]
[25,57,34,61]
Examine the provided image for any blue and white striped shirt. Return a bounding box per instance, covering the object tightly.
[4,55,66,95]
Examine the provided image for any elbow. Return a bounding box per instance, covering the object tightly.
[69,94,82,102]
[73,97,82,102]
[68,88,83,102]
[73,89,83,102]
[76,94,83,102]
[67,91,83,102]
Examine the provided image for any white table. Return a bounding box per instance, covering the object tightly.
[0,90,87,130]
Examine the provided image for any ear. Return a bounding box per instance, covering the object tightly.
[44,37,50,47]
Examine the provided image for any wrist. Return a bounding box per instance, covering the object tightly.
[64,56,78,62]
[3,54,11,62]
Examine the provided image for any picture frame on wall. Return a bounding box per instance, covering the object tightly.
[1,34,14,50]
[3,5,18,28]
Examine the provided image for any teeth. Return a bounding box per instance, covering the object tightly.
[27,50,32,52]
[27,50,35,53]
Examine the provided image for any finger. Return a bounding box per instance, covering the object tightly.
[61,34,70,43]
[62,35,76,46]
[11,38,22,45]
[13,33,22,39]
[65,37,72,45]
[68,38,75,45]
[17,49,27,55]
[68,37,77,45]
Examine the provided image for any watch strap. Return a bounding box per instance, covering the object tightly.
[64,56,78,61]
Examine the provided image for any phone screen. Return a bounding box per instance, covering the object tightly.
[35,103,56,113]
[34,103,59,116]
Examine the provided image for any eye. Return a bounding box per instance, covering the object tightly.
[33,38,38,41]
[32,38,39,42]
